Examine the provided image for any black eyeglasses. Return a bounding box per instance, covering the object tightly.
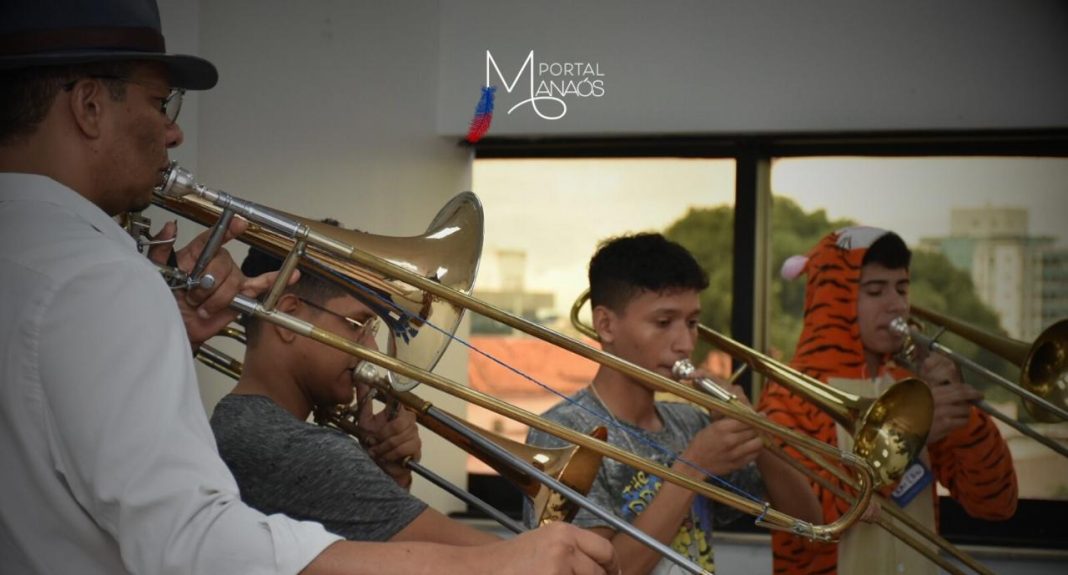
[64,75,185,125]
[298,298,380,341]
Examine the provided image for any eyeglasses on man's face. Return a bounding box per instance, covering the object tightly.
[64,75,185,125]
[298,297,381,342]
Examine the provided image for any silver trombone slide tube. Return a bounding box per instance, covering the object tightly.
[405,459,526,535]
[975,399,1068,458]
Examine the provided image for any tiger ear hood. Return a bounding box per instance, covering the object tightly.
[785,226,892,380]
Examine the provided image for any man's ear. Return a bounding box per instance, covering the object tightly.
[592,305,617,345]
[67,79,109,139]
[269,294,301,343]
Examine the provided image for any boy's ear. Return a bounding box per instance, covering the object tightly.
[592,305,617,345]
[269,294,301,343]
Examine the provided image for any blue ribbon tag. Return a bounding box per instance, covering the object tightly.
[890,460,934,508]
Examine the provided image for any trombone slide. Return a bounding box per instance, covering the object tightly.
[892,318,1068,458]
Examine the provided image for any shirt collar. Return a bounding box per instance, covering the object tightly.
[0,172,139,251]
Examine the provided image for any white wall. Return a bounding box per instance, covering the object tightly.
[159,0,473,514]
[437,0,1068,135]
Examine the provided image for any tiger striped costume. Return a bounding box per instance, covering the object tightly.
[757,227,1017,575]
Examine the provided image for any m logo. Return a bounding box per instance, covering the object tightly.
[484,50,604,121]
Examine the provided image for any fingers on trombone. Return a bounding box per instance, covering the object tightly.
[145,220,178,265]
[919,353,962,387]
[189,251,242,318]
[239,267,301,299]
[860,499,882,523]
[733,434,764,465]
[172,227,238,309]
[386,395,401,419]
[932,380,983,404]
[563,524,617,575]
[369,410,421,462]
[727,383,753,407]
[355,385,378,428]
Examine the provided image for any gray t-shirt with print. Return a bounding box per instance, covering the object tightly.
[525,387,765,574]
[211,394,427,542]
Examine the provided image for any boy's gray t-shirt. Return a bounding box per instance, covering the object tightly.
[211,394,427,542]
[526,387,765,574]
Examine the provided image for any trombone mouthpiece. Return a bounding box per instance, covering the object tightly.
[156,162,198,199]
[889,317,910,337]
[673,358,736,402]
[353,363,387,387]
[672,359,696,380]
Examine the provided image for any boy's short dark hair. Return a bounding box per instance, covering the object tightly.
[240,219,348,342]
[589,233,709,312]
[862,231,911,270]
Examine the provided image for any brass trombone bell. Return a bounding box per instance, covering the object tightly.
[909,305,1068,423]
[154,163,482,387]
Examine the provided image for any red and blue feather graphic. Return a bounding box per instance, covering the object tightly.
[465,85,496,143]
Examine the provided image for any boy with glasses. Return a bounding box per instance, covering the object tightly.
[210,240,507,546]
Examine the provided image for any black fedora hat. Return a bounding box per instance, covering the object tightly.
[0,0,217,90]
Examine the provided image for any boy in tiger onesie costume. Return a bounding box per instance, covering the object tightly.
[758,226,1017,575]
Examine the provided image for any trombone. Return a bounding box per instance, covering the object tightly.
[891,308,1068,459]
[148,163,876,563]
[569,289,933,488]
[570,291,994,575]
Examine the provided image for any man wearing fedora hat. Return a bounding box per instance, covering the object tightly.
[0,1,617,574]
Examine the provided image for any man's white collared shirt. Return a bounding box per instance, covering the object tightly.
[0,173,341,575]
